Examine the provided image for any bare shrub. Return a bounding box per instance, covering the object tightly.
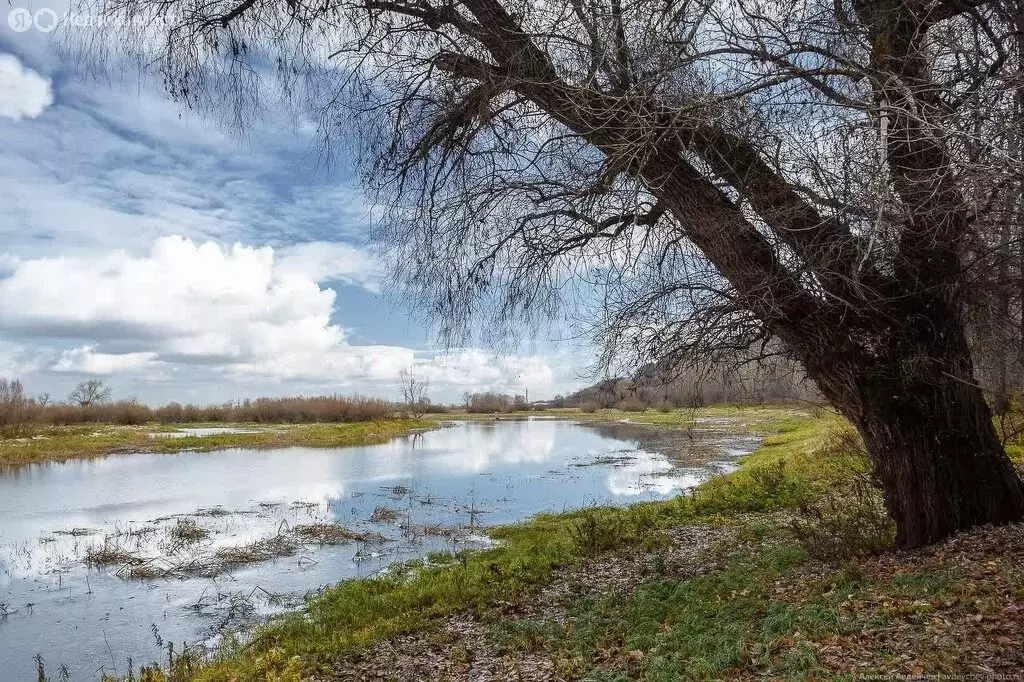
[0,379,32,436]
[399,368,431,418]
[217,395,398,423]
[616,397,648,412]
[109,399,152,425]
[1,377,405,429]
[790,475,895,561]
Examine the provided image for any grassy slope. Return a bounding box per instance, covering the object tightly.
[0,419,432,466]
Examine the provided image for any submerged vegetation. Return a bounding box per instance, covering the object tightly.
[82,521,390,581]
[292,524,387,545]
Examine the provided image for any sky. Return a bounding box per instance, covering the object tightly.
[0,9,589,405]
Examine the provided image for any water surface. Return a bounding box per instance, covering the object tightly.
[0,418,758,680]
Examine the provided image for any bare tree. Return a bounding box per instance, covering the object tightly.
[0,379,30,435]
[398,368,431,417]
[70,380,112,408]
[80,0,1024,546]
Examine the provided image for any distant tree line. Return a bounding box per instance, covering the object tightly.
[0,378,411,435]
[461,391,531,413]
[1,369,818,434]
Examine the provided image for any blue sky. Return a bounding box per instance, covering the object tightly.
[0,14,587,404]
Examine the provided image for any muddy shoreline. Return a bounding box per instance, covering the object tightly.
[578,418,763,467]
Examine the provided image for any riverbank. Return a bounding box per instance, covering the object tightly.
[0,403,799,467]
[14,416,729,682]
[31,406,1014,679]
[142,406,1022,681]
[0,419,433,466]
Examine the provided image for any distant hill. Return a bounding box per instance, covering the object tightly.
[550,359,815,409]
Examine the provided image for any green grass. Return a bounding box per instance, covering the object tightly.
[432,404,812,429]
[1004,441,1024,465]
[189,407,866,681]
[491,543,834,680]
[0,419,432,466]
[483,527,965,680]
[529,546,979,679]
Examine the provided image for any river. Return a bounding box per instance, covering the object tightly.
[0,418,759,680]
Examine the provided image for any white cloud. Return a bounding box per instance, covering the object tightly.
[0,66,373,263]
[0,54,53,121]
[277,241,381,291]
[0,236,342,373]
[0,47,588,402]
[0,236,563,399]
[54,347,160,374]
[419,350,556,393]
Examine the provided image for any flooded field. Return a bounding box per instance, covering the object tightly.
[0,418,760,680]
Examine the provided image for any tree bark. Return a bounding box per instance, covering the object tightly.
[811,301,1024,549]
[857,377,1024,549]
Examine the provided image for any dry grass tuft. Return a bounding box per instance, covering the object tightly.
[294,523,387,545]
[215,534,299,567]
[85,544,145,567]
[169,518,209,544]
[54,527,97,537]
[371,506,401,522]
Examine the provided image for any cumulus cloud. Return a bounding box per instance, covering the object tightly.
[0,236,352,376]
[0,236,560,398]
[0,48,579,402]
[277,241,382,291]
[0,54,53,121]
[53,347,161,374]
[0,236,332,343]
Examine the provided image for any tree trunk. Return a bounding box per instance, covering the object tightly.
[811,303,1024,549]
[855,376,1024,549]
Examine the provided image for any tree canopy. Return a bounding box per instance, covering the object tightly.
[79,0,1024,547]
